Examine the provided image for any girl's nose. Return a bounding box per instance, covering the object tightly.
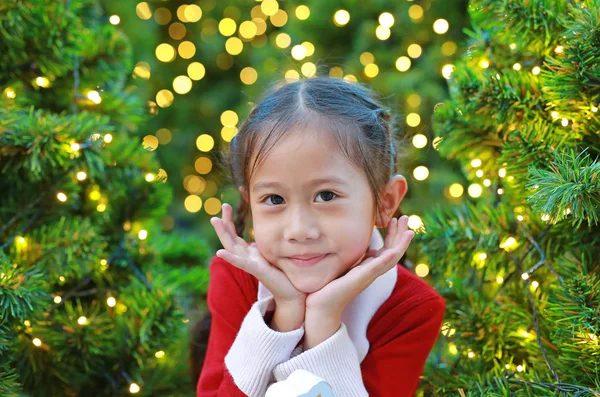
[284,207,320,241]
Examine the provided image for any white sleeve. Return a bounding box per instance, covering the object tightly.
[271,322,369,397]
[224,296,305,397]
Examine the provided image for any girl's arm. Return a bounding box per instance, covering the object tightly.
[270,295,445,397]
[196,256,305,397]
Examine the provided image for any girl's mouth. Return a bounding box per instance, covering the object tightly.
[287,254,329,267]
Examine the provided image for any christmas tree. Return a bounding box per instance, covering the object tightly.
[0,1,210,396]
[419,0,600,394]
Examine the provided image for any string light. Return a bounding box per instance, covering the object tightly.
[54,296,62,304]
[413,166,429,181]
[513,63,522,71]
[395,56,411,72]
[32,338,42,347]
[155,350,166,359]
[442,64,455,79]
[77,316,87,325]
[375,25,391,40]
[109,15,120,25]
[407,215,423,230]
[532,66,541,75]
[76,171,87,181]
[295,5,310,20]
[333,10,350,26]
[415,263,430,277]
[138,230,148,240]
[145,173,155,182]
[467,184,482,198]
[521,273,530,280]
[129,383,141,394]
[433,19,449,34]
[291,45,307,60]
[107,297,117,307]
[449,183,464,198]
[57,192,68,202]
[471,158,482,167]
[412,134,428,148]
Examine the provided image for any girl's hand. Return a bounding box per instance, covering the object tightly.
[210,203,307,306]
[305,216,414,317]
[302,216,414,349]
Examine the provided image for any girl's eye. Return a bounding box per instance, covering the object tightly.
[316,191,337,202]
[261,191,337,205]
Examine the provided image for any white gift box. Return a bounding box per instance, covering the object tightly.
[265,369,334,397]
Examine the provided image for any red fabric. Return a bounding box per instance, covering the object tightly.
[196,255,446,397]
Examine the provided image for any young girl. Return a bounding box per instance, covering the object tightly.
[196,76,446,396]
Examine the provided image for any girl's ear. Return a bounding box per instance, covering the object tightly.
[374,174,408,228]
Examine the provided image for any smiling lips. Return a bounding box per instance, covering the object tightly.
[287,254,329,267]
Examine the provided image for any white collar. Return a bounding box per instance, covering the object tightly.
[257,265,398,362]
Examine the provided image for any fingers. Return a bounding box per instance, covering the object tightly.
[216,249,253,274]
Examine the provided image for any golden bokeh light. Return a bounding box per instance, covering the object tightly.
[196,134,215,152]
[143,135,159,151]
[301,62,317,77]
[195,157,213,175]
[261,0,279,16]
[185,195,203,213]
[275,33,291,48]
[240,67,258,85]
[468,183,483,198]
[360,52,374,66]
[204,197,223,215]
[302,42,315,56]
[221,110,239,127]
[364,63,379,78]
[225,37,244,55]
[156,89,174,107]
[329,66,343,78]
[379,12,394,28]
[433,19,449,34]
[442,64,455,79]
[136,2,152,20]
[291,44,307,60]
[333,10,350,26]
[407,215,423,230]
[270,9,288,27]
[395,56,411,72]
[413,166,429,181]
[154,7,172,25]
[218,18,236,36]
[156,43,176,63]
[239,20,258,39]
[375,25,391,40]
[156,128,172,144]
[407,44,422,58]
[133,62,151,79]
[407,93,421,107]
[407,113,421,127]
[295,5,310,20]
[408,5,424,21]
[221,126,238,142]
[412,134,428,148]
[441,41,457,56]
[173,75,192,94]
[178,41,196,59]
[449,183,464,198]
[188,62,206,80]
[285,69,301,81]
[415,263,430,278]
[184,4,202,22]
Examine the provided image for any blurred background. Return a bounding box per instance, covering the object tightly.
[4,0,598,396]
[101,0,469,249]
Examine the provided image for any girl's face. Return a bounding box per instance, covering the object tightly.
[247,127,378,294]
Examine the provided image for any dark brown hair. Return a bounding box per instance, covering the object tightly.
[226,76,407,238]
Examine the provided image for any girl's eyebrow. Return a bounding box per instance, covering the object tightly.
[252,177,348,193]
